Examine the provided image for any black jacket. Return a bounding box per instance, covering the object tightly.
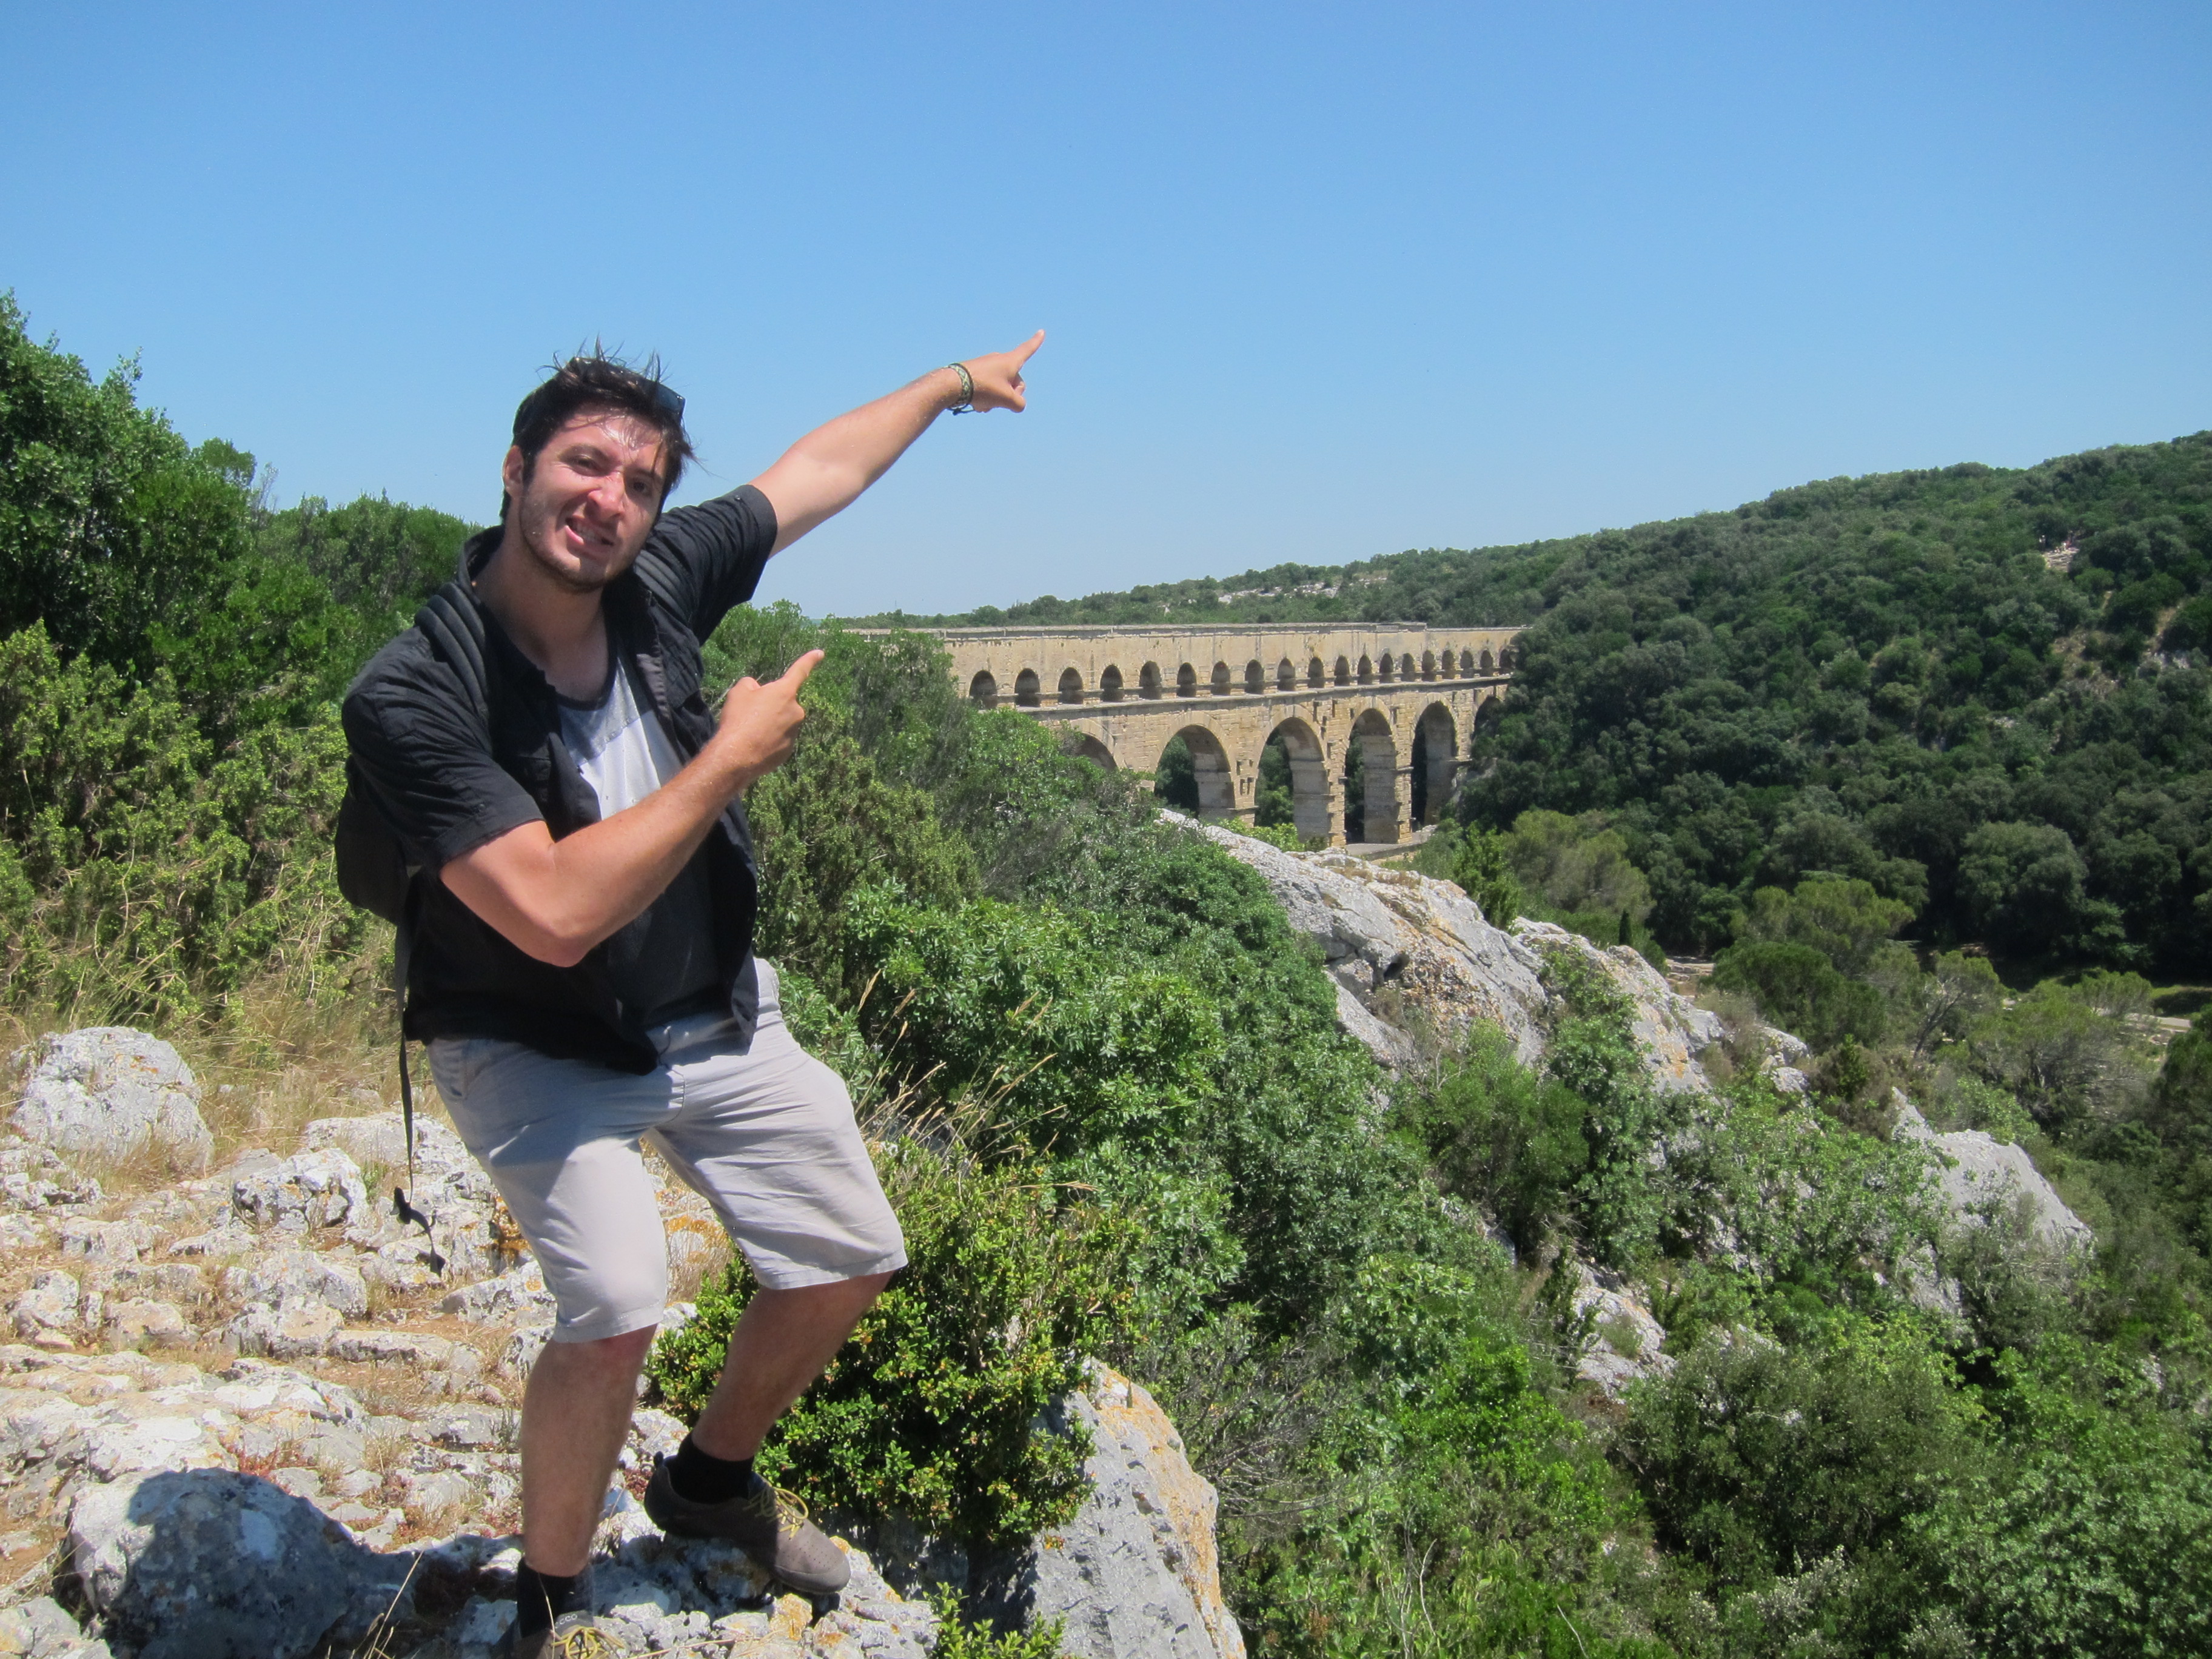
[340,487,779,1071]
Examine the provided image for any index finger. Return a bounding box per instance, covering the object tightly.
[777,648,827,689]
[1012,328,1045,365]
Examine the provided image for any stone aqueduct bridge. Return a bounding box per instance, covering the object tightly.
[894,625,1523,846]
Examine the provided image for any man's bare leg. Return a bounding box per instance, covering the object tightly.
[518,1326,657,1575]
[689,1273,894,1461]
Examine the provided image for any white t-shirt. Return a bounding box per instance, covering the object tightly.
[558,657,722,1023]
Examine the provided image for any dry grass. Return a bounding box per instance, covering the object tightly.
[2,952,440,1176]
[361,1427,413,1475]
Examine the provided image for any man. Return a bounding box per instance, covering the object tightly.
[340,332,1043,1657]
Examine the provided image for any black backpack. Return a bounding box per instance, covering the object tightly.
[333,580,488,1268]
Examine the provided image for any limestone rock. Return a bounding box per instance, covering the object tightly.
[1331,982,1423,1073]
[231,1147,369,1233]
[101,1299,189,1347]
[10,1030,212,1171]
[12,1273,80,1342]
[439,1261,554,1323]
[301,1113,412,1173]
[0,1139,102,1214]
[56,1221,155,1267]
[70,1468,369,1659]
[1568,1259,1674,1398]
[1893,1099,2093,1251]
[499,1322,553,1381]
[1510,922,1724,1094]
[224,1300,345,1360]
[1188,820,1726,1093]
[0,1597,96,1659]
[1191,819,1548,1069]
[975,1364,1243,1659]
[222,1247,370,1319]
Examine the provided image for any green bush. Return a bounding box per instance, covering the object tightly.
[0,623,370,1024]
[1395,1026,1587,1253]
[1711,939,1888,1052]
[1620,1315,1976,1601]
[746,723,977,1004]
[647,1135,1138,1549]
[1911,1342,2212,1657]
[931,1616,1067,1659]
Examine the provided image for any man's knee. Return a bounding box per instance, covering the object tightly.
[532,1322,657,1384]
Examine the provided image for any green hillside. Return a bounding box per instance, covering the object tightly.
[885,437,2212,974]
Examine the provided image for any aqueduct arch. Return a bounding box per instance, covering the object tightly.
[880,623,1523,845]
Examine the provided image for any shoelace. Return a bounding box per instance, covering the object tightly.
[770,1483,811,1540]
[551,1624,622,1659]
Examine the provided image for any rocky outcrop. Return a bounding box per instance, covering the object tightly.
[1190,819,1549,1066]
[9,1030,211,1171]
[2,1028,1239,1658]
[1191,820,1724,1092]
[1567,1259,1674,1398]
[1892,1099,2093,1252]
[1509,921,1725,1094]
[71,1466,393,1658]
[974,1366,1244,1659]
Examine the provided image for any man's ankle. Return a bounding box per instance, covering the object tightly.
[668,1435,761,1504]
[514,1561,592,1637]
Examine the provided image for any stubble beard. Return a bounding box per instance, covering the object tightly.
[519,508,630,595]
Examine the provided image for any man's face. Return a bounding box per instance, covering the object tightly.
[501,409,667,593]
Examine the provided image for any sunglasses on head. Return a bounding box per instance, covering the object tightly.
[650,381,685,421]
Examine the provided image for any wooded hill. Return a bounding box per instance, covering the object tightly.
[884,435,2212,974]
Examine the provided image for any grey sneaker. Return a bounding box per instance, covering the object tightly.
[497,1610,619,1659]
[642,1456,851,1594]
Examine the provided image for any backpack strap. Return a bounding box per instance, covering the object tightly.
[387,580,488,1274]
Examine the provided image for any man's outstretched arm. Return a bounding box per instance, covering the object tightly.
[752,330,1043,554]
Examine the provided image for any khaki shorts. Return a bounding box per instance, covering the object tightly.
[427,960,906,1343]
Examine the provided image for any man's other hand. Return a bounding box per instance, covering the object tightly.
[960,330,1045,413]
[713,649,825,786]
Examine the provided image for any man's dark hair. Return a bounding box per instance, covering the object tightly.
[503,351,696,518]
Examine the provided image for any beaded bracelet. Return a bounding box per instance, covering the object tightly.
[947,362,975,414]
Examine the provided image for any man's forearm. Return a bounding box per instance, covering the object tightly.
[441,745,754,968]
[757,370,965,552]
[441,652,821,968]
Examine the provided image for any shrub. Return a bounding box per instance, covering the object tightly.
[1911,1342,2212,1657]
[0,623,369,1025]
[1966,977,2153,1131]
[1711,939,1888,1051]
[1620,1315,1978,1599]
[839,886,1225,1156]
[931,1616,1067,1659]
[647,1134,1138,1549]
[746,722,977,1003]
[1397,1026,1587,1252]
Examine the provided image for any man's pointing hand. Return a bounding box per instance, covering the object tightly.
[959,330,1045,414]
[714,649,825,788]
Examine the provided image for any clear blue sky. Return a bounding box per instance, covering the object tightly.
[7,2,2207,617]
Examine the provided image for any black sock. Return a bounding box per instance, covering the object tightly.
[668,1434,759,1504]
[514,1562,591,1638]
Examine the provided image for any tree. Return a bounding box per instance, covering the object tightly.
[1895,950,2005,1062]
[1959,822,2124,960]
[1451,826,1525,925]
[1501,809,1652,923]
[1967,977,2153,1131]
[1739,874,1913,978]
[1254,732,1295,828]
[1711,940,1888,1051]
[0,293,253,683]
